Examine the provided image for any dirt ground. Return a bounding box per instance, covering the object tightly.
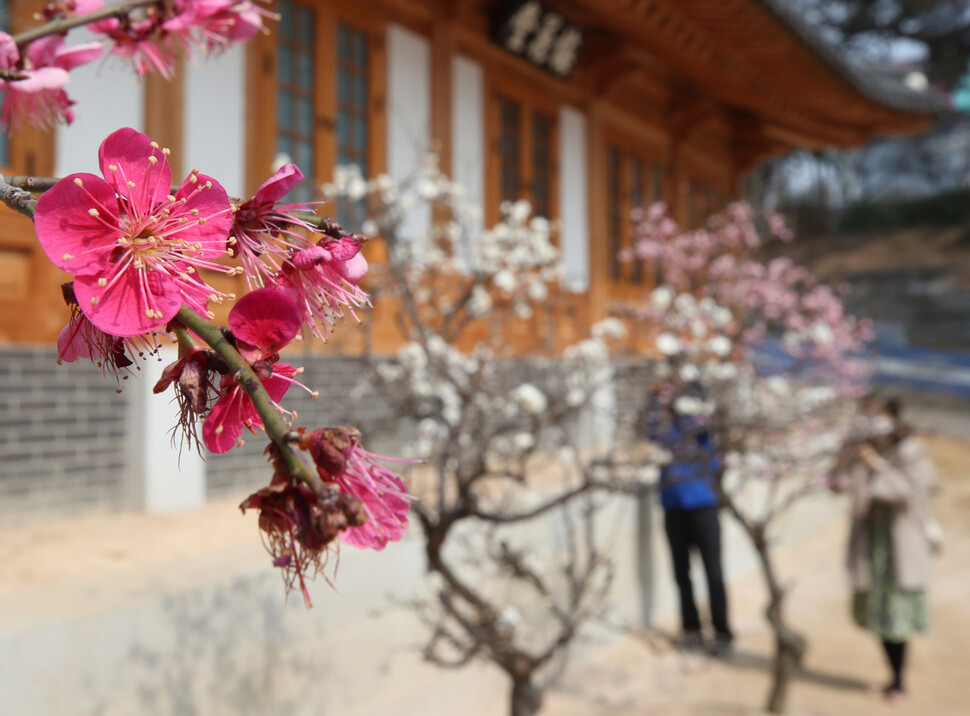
[543,435,970,716]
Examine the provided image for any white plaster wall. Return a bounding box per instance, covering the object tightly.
[185,47,246,197]
[451,55,485,238]
[386,24,431,242]
[129,345,206,514]
[56,42,144,176]
[558,107,589,292]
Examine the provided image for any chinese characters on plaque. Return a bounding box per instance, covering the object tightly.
[495,0,584,79]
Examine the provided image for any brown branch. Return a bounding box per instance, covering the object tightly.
[13,0,159,47]
[174,305,324,496]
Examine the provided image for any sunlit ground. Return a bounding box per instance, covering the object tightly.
[543,434,970,716]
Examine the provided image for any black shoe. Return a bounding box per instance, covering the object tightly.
[709,636,733,659]
[674,631,705,651]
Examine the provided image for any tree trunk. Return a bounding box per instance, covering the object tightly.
[765,618,807,714]
[761,564,807,714]
[510,678,542,716]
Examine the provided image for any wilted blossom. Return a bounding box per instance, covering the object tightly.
[0,33,102,129]
[241,442,367,607]
[302,427,412,550]
[34,127,233,337]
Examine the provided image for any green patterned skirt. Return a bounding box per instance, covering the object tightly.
[852,503,928,641]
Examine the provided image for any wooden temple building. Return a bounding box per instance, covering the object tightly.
[0,0,943,346]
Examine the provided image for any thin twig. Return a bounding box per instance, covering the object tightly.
[13,0,158,47]
[0,174,38,218]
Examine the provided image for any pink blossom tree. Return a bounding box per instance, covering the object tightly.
[621,202,873,714]
[323,159,647,716]
[0,2,411,607]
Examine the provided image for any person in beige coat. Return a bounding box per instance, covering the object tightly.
[835,397,941,702]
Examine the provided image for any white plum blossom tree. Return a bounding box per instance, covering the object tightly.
[323,157,647,716]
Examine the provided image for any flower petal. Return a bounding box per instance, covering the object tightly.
[327,236,361,262]
[263,364,296,404]
[57,317,93,362]
[98,127,172,214]
[203,388,246,454]
[174,172,233,260]
[253,163,304,205]
[229,287,300,350]
[336,252,368,283]
[53,42,104,71]
[9,66,70,93]
[74,267,181,337]
[34,172,120,274]
[0,32,19,69]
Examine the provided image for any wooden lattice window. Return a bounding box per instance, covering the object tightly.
[607,143,664,284]
[488,83,559,223]
[530,110,554,219]
[275,0,316,202]
[499,96,521,202]
[336,23,369,174]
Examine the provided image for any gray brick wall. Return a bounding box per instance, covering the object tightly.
[0,346,134,525]
[2,346,657,513]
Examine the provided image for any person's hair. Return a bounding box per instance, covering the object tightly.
[872,395,913,450]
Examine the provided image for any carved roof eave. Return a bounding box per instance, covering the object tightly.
[575,0,941,147]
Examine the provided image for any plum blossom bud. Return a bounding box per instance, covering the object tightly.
[510,383,548,415]
[493,269,516,293]
[656,333,681,356]
[650,286,674,311]
[527,280,548,302]
[708,335,732,357]
[510,199,531,224]
[679,363,700,382]
[591,317,627,340]
[467,285,493,316]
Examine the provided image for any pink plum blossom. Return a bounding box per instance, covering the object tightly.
[34,128,233,337]
[78,0,270,77]
[165,0,274,49]
[202,287,307,454]
[0,32,102,129]
[230,163,316,287]
[273,236,370,342]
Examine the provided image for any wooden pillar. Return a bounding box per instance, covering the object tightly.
[586,96,609,323]
[144,62,185,178]
[431,6,454,175]
[245,29,277,196]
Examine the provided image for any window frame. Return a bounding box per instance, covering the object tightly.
[246,0,386,199]
[485,74,560,226]
[603,128,667,287]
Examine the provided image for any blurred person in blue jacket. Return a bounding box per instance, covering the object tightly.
[649,387,733,655]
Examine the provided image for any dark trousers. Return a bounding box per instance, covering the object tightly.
[664,505,732,640]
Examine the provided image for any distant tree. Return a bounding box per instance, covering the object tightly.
[794,0,970,83]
